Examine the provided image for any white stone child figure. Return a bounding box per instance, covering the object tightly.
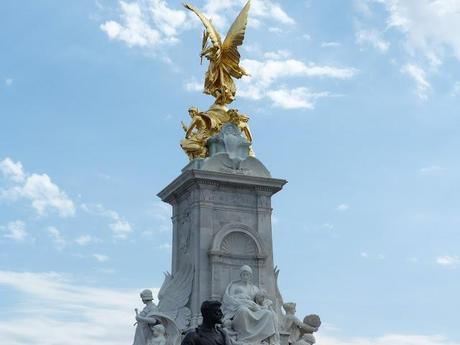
[295,333,316,345]
[147,324,166,345]
[282,303,318,345]
[255,290,273,310]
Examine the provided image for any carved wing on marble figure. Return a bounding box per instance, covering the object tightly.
[157,260,194,330]
[274,266,286,324]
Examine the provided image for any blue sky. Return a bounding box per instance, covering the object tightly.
[1,0,460,344]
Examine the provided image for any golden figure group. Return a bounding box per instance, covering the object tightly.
[180,106,253,160]
[181,1,254,160]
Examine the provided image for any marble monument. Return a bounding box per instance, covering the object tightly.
[132,1,321,345]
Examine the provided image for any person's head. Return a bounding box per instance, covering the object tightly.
[239,265,253,283]
[201,300,223,325]
[140,289,153,304]
[188,107,199,117]
[150,323,165,336]
[283,302,296,315]
[302,334,316,345]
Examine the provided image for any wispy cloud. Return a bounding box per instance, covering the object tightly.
[452,81,460,97]
[159,243,172,251]
[380,0,460,66]
[202,0,294,29]
[47,226,67,250]
[266,87,329,109]
[401,64,431,99]
[436,255,459,268]
[318,332,460,345]
[336,204,350,212]
[184,79,202,92]
[355,29,390,53]
[418,165,444,176]
[100,0,188,48]
[321,41,341,48]
[5,78,13,86]
[93,254,110,262]
[81,203,133,239]
[0,270,154,345]
[0,158,75,218]
[1,220,27,241]
[217,55,357,109]
[75,234,98,246]
[101,0,294,50]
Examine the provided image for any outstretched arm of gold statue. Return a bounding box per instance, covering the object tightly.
[185,119,197,138]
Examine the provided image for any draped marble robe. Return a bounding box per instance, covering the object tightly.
[222,281,278,345]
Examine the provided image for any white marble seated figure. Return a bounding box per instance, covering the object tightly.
[147,324,167,345]
[282,303,318,345]
[222,265,279,345]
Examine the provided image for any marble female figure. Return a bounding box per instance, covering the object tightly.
[222,265,279,345]
[133,289,160,345]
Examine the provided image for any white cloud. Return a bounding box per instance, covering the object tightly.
[380,0,460,65]
[267,87,330,109]
[21,174,75,217]
[318,333,460,345]
[0,270,155,345]
[1,220,27,241]
[321,41,341,48]
[401,64,431,99]
[263,50,291,60]
[436,255,459,268]
[102,0,293,50]
[5,78,13,86]
[47,226,67,250]
[225,57,356,108]
[149,0,187,39]
[356,29,390,52]
[0,158,75,218]
[0,158,25,183]
[93,254,110,262]
[100,2,161,47]
[184,79,203,92]
[360,251,369,258]
[354,0,373,18]
[322,223,334,231]
[81,203,133,239]
[336,203,350,211]
[159,243,172,250]
[101,0,188,48]
[418,165,444,176]
[202,0,294,30]
[452,81,460,96]
[75,235,97,246]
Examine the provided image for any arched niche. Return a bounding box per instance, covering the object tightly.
[208,224,266,300]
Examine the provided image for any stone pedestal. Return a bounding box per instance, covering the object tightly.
[158,169,286,326]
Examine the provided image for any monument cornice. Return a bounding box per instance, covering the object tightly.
[157,169,287,204]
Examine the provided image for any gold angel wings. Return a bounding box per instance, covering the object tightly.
[184,1,251,105]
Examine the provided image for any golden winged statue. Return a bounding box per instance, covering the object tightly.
[181,1,254,160]
[184,1,250,106]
